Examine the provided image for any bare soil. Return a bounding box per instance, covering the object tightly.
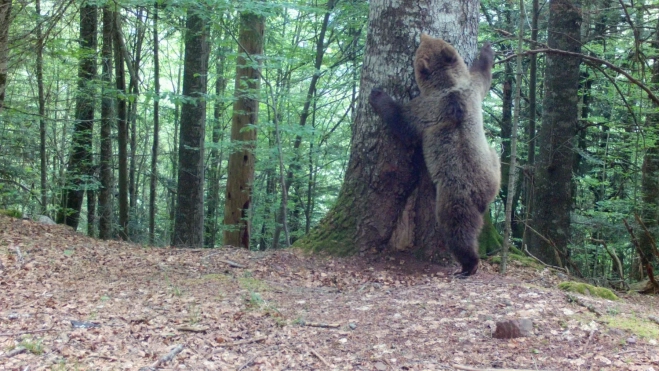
[1,216,659,370]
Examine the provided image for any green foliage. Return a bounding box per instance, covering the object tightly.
[558,281,619,301]
[604,312,659,339]
[18,337,44,355]
[489,253,543,269]
[0,209,22,218]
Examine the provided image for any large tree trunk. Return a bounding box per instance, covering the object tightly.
[173,7,210,247]
[528,0,581,267]
[297,0,480,260]
[57,4,97,230]
[0,0,11,113]
[223,10,265,248]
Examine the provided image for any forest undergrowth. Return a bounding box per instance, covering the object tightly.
[1,215,659,370]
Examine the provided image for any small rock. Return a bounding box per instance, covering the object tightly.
[493,318,533,339]
[349,323,357,330]
[37,215,56,225]
[627,337,637,344]
[608,328,625,337]
[71,320,100,329]
[374,362,387,371]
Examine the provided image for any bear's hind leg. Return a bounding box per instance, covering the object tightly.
[436,201,483,278]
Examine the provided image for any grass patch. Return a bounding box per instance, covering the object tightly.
[201,273,231,281]
[238,276,270,292]
[489,253,543,269]
[18,337,43,355]
[605,314,659,339]
[558,281,619,300]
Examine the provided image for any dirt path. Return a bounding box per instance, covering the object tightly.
[1,216,658,370]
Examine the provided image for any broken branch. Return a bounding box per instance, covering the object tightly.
[219,336,267,347]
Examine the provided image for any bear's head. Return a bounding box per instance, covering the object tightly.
[414,34,469,94]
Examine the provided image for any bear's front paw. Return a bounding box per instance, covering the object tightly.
[369,87,393,113]
[479,42,494,64]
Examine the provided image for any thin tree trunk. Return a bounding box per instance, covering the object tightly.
[149,3,159,245]
[272,0,334,248]
[223,10,265,248]
[57,4,97,230]
[638,18,659,277]
[0,0,11,113]
[173,6,210,247]
[128,8,146,214]
[98,5,114,240]
[114,9,129,240]
[205,39,228,248]
[87,189,96,237]
[529,0,581,267]
[36,0,47,213]
[522,0,539,251]
[501,0,525,274]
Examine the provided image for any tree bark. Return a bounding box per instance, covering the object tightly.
[205,38,228,248]
[149,3,160,245]
[297,0,480,260]
[128,8,146,215]
[522,0,539,250]
[638,18,659,275]
[169,36,184,244]
[36,0,47,213]
[57,4,97,230]
[529,0,581,267]
[173,6,210,248]
[0,0,11,113]
[114,9,129,240]
[223,10,265,248]
[98,5,114,240]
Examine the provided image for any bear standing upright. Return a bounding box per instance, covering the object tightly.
[369,34,500,277]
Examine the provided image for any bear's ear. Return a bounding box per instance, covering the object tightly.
[439,47,457,65]
[416,52,432,76]
[420,33,432,43]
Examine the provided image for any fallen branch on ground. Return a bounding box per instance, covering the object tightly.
[0,327,55,337]
[219,336,267,347]
[566,294,603,317]
[176,326,208,333]
[522,245,567,273]
[310,349,331,367]
[5,347,26,358]
[236,354,258,371]
[302,321,339,329]
[202,253,246,268]
[454,365,548,371]
[138,344,184,371]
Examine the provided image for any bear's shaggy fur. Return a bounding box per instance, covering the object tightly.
[369,34,500,276]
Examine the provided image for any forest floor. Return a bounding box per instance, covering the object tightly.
[1,216,659,370]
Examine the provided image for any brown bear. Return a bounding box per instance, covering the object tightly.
[369,34,500,277]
